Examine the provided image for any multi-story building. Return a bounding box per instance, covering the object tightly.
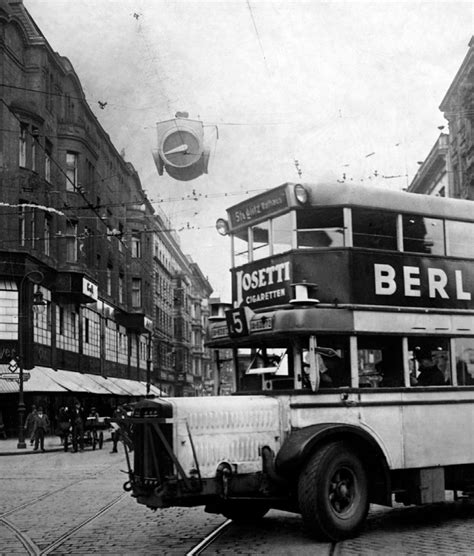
[439,36,474,200]
[409,37,474,198]
[408,134,450,197]
[0,0,153,387]
[0,0,214,432]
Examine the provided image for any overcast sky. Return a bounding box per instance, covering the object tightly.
[25,0,473,300]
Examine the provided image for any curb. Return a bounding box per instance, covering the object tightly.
[0,446,66,456]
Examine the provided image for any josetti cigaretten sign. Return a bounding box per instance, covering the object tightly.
[233,258,292,309]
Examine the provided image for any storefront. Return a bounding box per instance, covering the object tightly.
[0,366,163,437]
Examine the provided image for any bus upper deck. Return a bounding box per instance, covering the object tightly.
[210,182,474,392]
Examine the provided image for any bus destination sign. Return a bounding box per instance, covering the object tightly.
[227,185,288,229]
[355,252,473,310]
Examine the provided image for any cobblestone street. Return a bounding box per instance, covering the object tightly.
[3,436,474,555]
[0,437,226,555]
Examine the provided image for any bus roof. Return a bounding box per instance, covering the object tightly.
[226,182,474,232]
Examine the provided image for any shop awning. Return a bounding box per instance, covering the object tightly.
[87,374,130,395]
[44,368,112,394]
[0,366,165,397]
[0,365,68,393]
[107,377,148,396]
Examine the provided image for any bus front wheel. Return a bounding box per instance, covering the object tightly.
[298,441,369,541]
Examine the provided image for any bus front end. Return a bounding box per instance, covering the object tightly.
[124,395,285,514]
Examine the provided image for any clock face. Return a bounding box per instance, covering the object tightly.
[161,130,201,168]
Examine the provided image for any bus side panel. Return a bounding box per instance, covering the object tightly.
[289,392,403,468]
[400,390,474,468]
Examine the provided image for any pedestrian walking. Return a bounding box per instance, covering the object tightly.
[57,406,71,452]
[70,400,85,452]
[110,404,133,453]
[24,405,37,445]
[32,407,50,452]
[110,405,124,453]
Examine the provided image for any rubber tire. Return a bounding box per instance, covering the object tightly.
[220,500,270,523]
[298,441,369,541]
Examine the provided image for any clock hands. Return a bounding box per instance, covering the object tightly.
[164,144,188,155]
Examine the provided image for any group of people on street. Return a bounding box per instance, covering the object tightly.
[56,401,100,452]
[25,401,97,453]
[23,401,132,454]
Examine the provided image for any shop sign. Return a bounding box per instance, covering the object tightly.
[0,342,17,364]
[0,372,30,381]
[82,277,98,301]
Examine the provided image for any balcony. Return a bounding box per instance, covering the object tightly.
[54,271,98,304]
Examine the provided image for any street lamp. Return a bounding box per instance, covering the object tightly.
[17,270,45,449]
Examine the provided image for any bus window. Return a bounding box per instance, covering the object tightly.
[352,208,397,251]
[402,215,445,255]
[296,208,344,249]
[358,336,403,388]
[301,336,350,389]
[272,213,293,255]
[455,338,474,386]
[246,348,288,375]
[446,220,474,258]
[237,348,291,391]
[408,339,450,386]
[252,221,270,260]
[233,229,249,266]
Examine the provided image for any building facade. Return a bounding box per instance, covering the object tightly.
[439,36,474,200]
[150,210,213,397]
[409,37,474,198]
[0,0,213,432]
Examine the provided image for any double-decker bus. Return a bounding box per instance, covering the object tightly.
[123,182,474,541]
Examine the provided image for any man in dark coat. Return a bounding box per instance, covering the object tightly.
[32,407,50,452]
[70,401,85,452]
[57,406,71,452]
[414,348,446,386]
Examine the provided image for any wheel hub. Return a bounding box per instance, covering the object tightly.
[330,469,355,514]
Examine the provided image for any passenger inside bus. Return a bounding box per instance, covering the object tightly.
[411,348,446,386]
[358,336,403,388]
[318,352,347,388]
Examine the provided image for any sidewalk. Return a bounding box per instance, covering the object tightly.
[0,435,68,456]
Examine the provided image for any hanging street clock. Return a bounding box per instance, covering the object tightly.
[154,117,210,181]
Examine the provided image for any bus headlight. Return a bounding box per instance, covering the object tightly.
[294,184,308,204]
[216,218,230,236]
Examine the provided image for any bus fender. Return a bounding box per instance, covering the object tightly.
[275,423,391,505]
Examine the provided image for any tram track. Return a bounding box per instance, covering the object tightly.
[186,519,232,556]
[39,493,127,555]
[0,461,124,555]
[185,517,339,555]
[0,492,127,556]
[0,460,120,520]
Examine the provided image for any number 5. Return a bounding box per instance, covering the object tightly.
[232,311,244,334]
